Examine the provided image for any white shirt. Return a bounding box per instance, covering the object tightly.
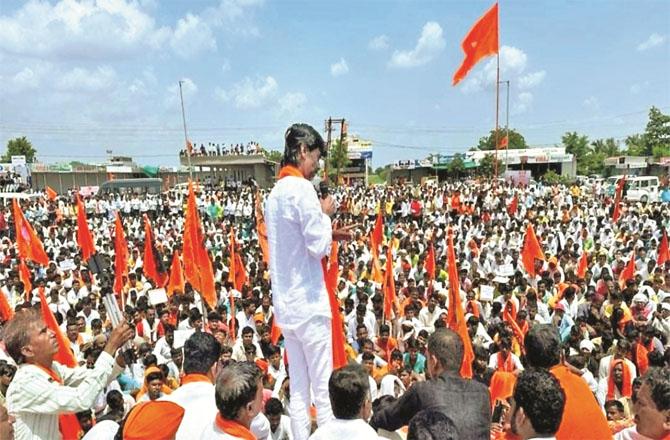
[266,175,333,331]
[309,418,382,440]
[81,420,119,440]
[7,352,122,440]
[488,352,524,372]
[614,426,655,440]
[270,415,293,440]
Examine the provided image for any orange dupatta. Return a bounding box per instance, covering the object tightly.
[215,413,256,440]
[497,352,515,373]
[180,373,211,386]
[33,364,83,440]
[607,359,632,400]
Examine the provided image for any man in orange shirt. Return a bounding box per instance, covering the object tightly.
[524,324,611,440]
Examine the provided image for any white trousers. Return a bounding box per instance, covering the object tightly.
[282,316,334,440]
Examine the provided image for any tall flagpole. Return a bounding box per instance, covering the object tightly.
[503,80,510,174]
[179,80,193,179]
[494,53,500,184]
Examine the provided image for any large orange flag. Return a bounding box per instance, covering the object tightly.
[142,215,167,287]
[576,251,588,279]
[113,213,129,295]
[521,223,545,277]
[182,181,217,309]
[426,242,436,280]
[37,288,83,439]
[657,230,669,267]
[619,251,636,289]
[255,190,270,265]
[371,211,384,251]
[370,243,384,284]
[228,227,248,291]
[612,176,626,223]
[446,233,474,378]
[166,251,185,297]
[453,2,499,86]
[324,241,347,369]
[382,245,396,321]
[507,195,518,217]
[75,194,96,261]
[12,199,49,266]
[19,261,33,302]
[45,186,57,201]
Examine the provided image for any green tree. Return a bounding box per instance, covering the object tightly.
[262,149,283,163]
[585,138,620,175]
[476,128,527,150]
[477,153,503,177]
[625,133,648,156]
[447,154,465,178]
[561,132,591,175]
[328,139,350,180]
[2,136,37,163]
[646,106,670,157]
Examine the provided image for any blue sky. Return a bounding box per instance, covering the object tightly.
[0,0,668,168]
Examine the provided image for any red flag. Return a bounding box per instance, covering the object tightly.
[446,232,474,378]
[19,261,33,302]
[507,195,518,217]
[166,251,185,297]
[113,213,129,294]
[498,134,509,149]
[182,181,217,309]
[521,224,545,277]
[612,176,626,223]
[577,251,588,279]
[382,245,397,321]
[255,190,270,265]
[12,199,50,266]
[323,241,347,369]
[452,2,499,85]
[619,251,636,289]
[426,242,436,280]
[75,194,96,261]
[371,211,384,251]
[636,341,649,376]
[142,215,167,287]
[657,231,669,267]
[45,186,57,201]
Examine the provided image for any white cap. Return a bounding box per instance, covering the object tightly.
[579,340,595,353]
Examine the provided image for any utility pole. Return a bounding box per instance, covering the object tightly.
[179,80,193,179]
[323,117,347,183]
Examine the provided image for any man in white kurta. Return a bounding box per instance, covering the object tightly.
[266,123,347,440]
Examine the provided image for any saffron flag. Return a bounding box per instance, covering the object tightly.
[371,211,384,252]
[618,251,636,289]
[143,215,167,287]
[382,245,397,321]
[446,232,474,378]
[370,242,384,284]
[577,251,588,279]
[75,194,96,261]
[45,186,57,201]
[270,317,282,345]
[612,176,626,223]
[113,213,129,295]
[12,199,50,266]
[323,241,348,369]
[166,251,185,297]
[507,195,518,217]
[19,261,33,302]
[228,227,248,292]
[521,223,545,277]
[498,134,509,149]
[255,190,270,265]
[426,242,436,281]
[452,2,499,86]
[0,290,13,322]
[182,181,217,309]
[657,230,669,267]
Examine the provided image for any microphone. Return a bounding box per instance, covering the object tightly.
[318,181,330,199]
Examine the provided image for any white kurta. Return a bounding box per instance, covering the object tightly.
[309,418,382,440]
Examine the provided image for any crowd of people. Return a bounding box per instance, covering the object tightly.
[179,141,263,158]
[0,124,669,439]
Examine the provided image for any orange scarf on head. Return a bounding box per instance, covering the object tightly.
[33,364,83,440]
[497,352,515,372]
[607,359,632,400]
[215,414,256,440]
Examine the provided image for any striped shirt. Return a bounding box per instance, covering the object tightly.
[7,352,122,440]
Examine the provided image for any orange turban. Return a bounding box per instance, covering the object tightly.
[123,401,185,440]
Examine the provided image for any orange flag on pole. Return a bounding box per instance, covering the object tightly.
[12,199,50,266]
[382,245,397,321]
[0,291,13,322]
[19,261,33,302]
[323,241,347,369]
[619,250,636,289]
[370,238,384,284]
[507,195,518,217]
[612,176,626,223]
[228,227,248,292]
[452,2,499,86]
[446,232,474,378]
[182,181,217,309]
[113,213,129,295]
[577,251,588,279]
[45,186,57,201]
[426,242,436,281]
[371,211,384,251]
[166,251,185,297]
[75,194,96,261]
[657,231,669,267]
[142,215,167,287]
[521,223,545,277]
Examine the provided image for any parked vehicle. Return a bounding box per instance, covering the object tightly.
[624,176,659,203]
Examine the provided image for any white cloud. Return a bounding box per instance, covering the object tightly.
[330,58,349,77]
[388,22,445,68]
[583,96,600,112]
[217,76,278,109]
[170,13,216,58]
[637,33,667,51]
[369,35,390,51]
[460,46,529,93]
[630,81,650,94]
[221,59,231,72]
[204,0,264,37]
[278,92,307,116]
[518,70,546,90]
[514,91,534,114]
[56,66,117,92]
